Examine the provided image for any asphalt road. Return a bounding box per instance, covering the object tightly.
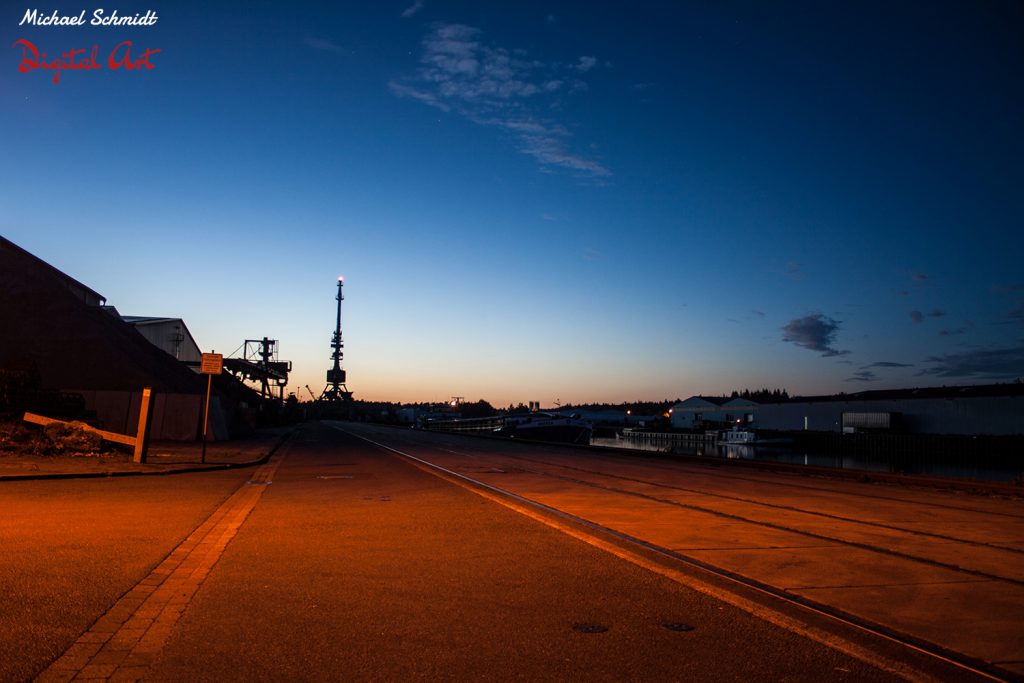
[0,468,250,682]
[2,421,989,681]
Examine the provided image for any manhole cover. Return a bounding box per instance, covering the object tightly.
[317,475,354,480]
[572,624,608,634]
[662,622,694,632]
[247,480,272,485]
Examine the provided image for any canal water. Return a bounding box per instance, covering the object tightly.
[589,437,1021,483]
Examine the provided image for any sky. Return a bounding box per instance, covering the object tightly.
[2,1,1023,407]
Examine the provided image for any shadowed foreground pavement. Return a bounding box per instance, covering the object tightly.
[1,422,947,680]
[150,424,892,681]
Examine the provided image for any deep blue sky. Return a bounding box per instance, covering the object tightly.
[3,1,1022,405]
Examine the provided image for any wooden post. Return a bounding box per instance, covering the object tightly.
[133,387,155,463]
[201,373,212,464]
[198,352,223,464]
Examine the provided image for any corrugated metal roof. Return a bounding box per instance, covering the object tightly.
[0,235,106,306]
[121,316,204,356]
[674,396,730,409]
[790,383,1024,403]
[0,240,203,392]
[121,316,178,325]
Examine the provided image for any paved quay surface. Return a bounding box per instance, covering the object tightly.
[1,421,1015,681]
[139,425,894,682]
[339,422,1024,681]
[0,423,885,681]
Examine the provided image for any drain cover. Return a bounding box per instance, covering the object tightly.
[662,622,694,632]
[572,624,608,634]
[317,475,354,480]
[247,480,272,485]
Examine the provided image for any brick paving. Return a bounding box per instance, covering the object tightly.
[35,450,288,682]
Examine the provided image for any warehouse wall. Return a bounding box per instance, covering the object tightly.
[72,389,229,441]
[758,396,1023,435]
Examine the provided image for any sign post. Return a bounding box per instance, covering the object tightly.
[199,352,223,463]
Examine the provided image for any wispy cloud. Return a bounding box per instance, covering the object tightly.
[582,247,604,262]
[401,0,424,18]
[939,325,971,336]
[781,313,848,357]
[918,346,1024,379]
[863,361,912,369]
[514,123,611,176]
[305,36,345,53]
[845,370,877,382]
[574,56,598,72]
[912,271,929,282]
[1009,302,1024,324]
[390,23,609,179]
[928,309,945,318]
[909,310,924,324]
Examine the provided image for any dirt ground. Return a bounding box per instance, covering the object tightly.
[0,421,288,477]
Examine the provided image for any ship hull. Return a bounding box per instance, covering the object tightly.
[502,423,592,444]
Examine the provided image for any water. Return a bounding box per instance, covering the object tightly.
[590,437,1021,483]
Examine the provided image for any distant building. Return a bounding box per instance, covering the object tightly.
[757,384,1023,435]
[397,406,424,424]
[670,397,758,429]
[669,384,1023,435]
[121,316,203,368]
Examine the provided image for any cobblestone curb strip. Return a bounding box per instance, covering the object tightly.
[35,449,289,682]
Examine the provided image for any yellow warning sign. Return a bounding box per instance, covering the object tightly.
[200,353,223,375]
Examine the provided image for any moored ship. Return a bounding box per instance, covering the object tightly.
[496,412,593,444]
[422,411,592,444]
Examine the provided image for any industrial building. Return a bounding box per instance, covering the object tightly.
[670,384,1024,436]
[0,235,236,440]
[670,396,759,429]
[120,317,204,368]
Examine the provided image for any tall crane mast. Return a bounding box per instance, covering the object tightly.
[320,277,352,401]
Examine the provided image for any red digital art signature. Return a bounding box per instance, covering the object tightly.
[12,39,160,84]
